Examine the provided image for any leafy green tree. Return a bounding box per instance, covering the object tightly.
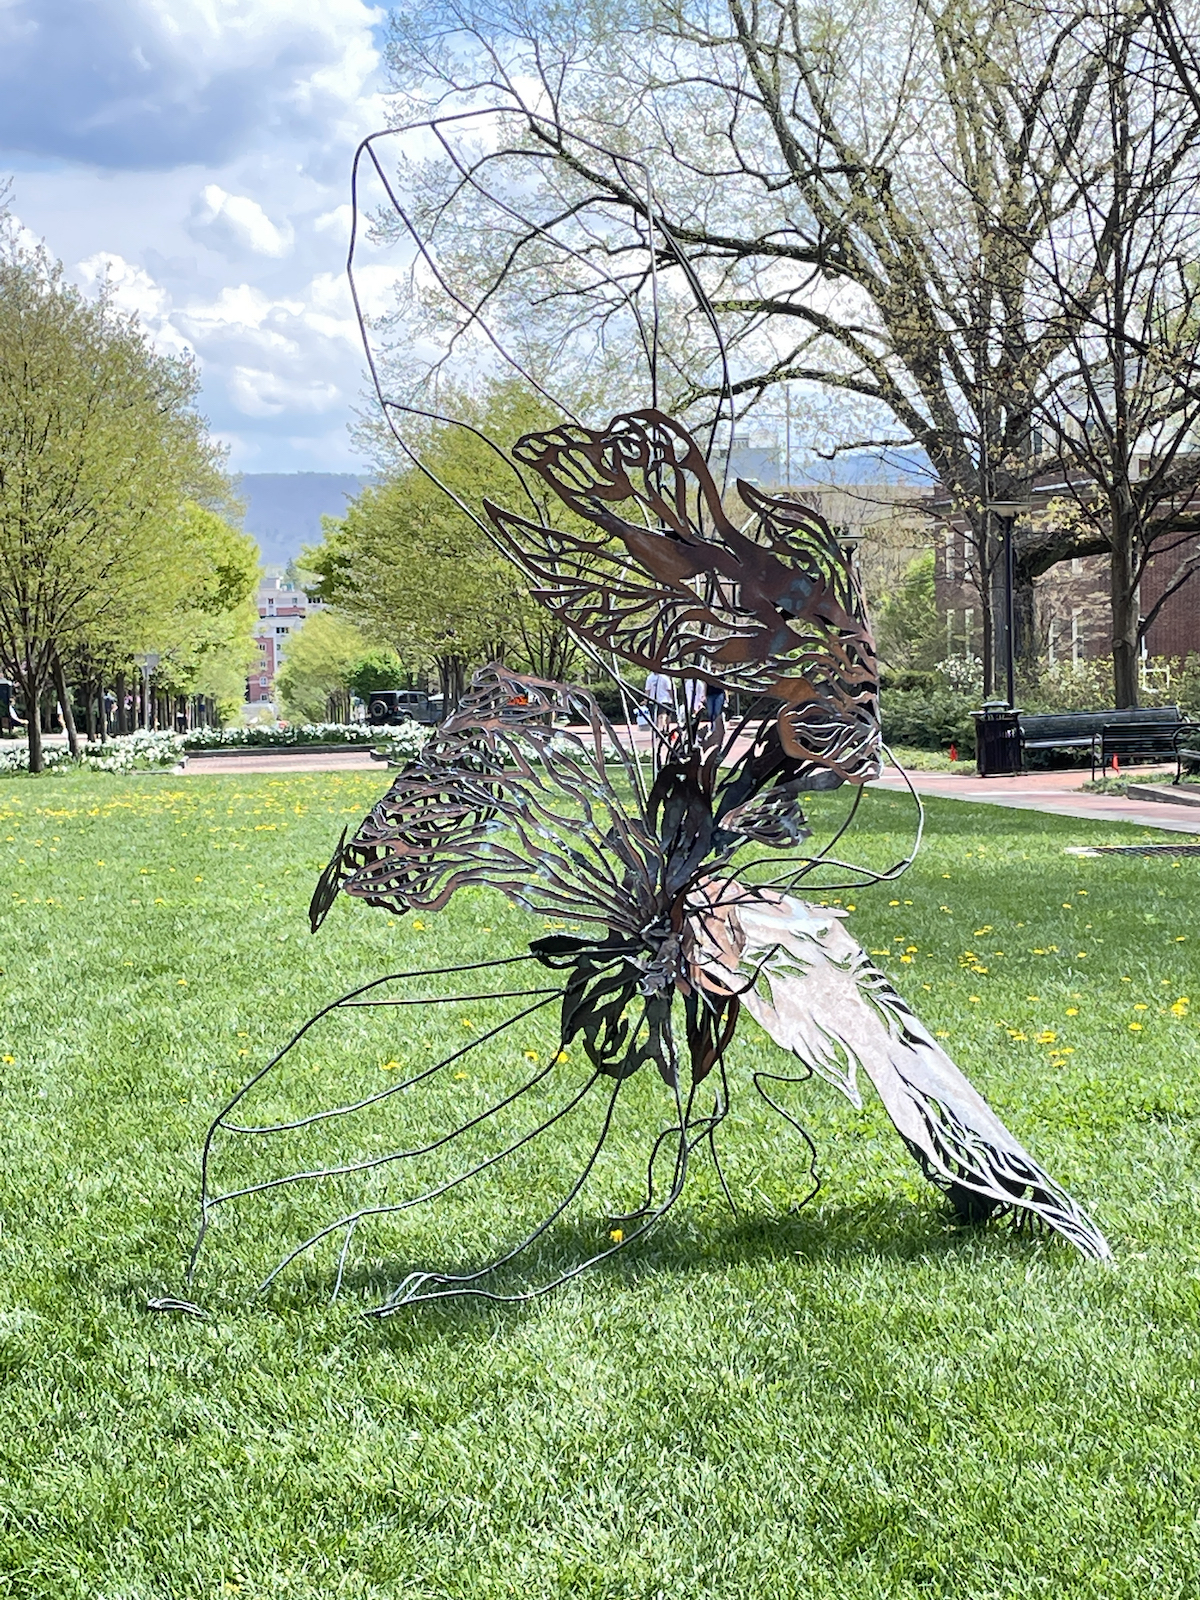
[345,648,407,702]
[875,554,942,677]
[274,611,371,725]
[304,380,580,703]
[0,228,226,768]
[153,505,261,721]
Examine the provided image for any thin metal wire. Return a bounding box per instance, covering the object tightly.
[181,110,1112,1314]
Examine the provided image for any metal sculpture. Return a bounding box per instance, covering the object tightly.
[191,406,1109,1311]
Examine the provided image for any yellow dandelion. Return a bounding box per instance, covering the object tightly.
[608,1228,625,1244]
[940,905,951,913]
[1170,1000,1189,1017]
[524,1049,539,1062]
[454,1071,469,1080]
[935,1030,950,1038]
[889,899,900,906]
[1,1054,13,1064]
[900,954,913,964]
[411,919,426,931]
[1129,1022,1143,1032]
[461,1018,473,1029]
[968,995,981,1004]
[1035,1030,1056,1044]
[381,1059,402,1071]
[555,1050,569,1064]
[1133,1004,1148,1012]
[1066,1007,1079,1016]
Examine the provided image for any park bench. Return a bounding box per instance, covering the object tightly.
[1173,723,1200,784]
[1018,707,1182,771]
[1095,717,1192,777]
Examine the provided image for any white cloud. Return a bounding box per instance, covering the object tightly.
[198,185,292,257]
[0,0,396,470]
[75,250,168,321]
[229,366,342,417]
[314,204,353,237]
[0,0,386,170]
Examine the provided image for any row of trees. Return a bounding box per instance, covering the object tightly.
[379,0,1200,707]
[0,215,258,770]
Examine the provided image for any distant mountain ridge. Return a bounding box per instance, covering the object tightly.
[238,472,371,568]
[236,451,928,571]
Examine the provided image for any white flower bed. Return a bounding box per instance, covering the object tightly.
[375,723,436,764]
[183,722,381,749]
[0,729,185,776]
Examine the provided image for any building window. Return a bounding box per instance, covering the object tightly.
[276,625,289,635]
[260,675,268,687]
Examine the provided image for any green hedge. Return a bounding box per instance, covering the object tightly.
[879,687,977,754]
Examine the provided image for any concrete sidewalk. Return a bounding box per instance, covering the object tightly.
[870,765,1200,836]
[179,731,1200,840]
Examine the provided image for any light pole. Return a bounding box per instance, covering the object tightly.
[133,653,161,729]
[984,502,1031,708]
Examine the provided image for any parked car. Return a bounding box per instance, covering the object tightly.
[366,689,440,726]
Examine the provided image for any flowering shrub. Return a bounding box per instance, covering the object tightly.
[81,730,185,772]
[0,729,185,776]
[934,654,984,696]
[182,722,381,749]
[375,723,436,765]
[0,742,76,776]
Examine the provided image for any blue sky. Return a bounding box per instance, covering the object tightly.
[0,0,399,473]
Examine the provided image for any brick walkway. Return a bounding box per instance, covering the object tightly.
[870,764,1200,837]
[180,735,1200,839]
[182,749,383,776]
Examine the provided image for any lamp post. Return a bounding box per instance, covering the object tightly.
[133,653,161,729]
[983,502,1031,708]
[836,527,866,561]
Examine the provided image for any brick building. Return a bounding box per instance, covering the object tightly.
[246,569,324,707]
[935,480,1199,668]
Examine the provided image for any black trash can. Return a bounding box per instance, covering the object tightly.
[972,702,1023,776]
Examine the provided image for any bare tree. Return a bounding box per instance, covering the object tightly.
[1027,0,1200,705]
[375,0,1200,696]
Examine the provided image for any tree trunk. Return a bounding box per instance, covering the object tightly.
[50,653,81,757]
[115,671,128,734]
[16,666,47,773]
[1014,573,1039,689]
[84,679,97,742]
[1111,511,1139,708]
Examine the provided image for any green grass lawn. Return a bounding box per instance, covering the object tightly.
[1,767,1198,1599]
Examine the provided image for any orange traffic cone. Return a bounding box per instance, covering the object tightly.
[1112,753,1120,773]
